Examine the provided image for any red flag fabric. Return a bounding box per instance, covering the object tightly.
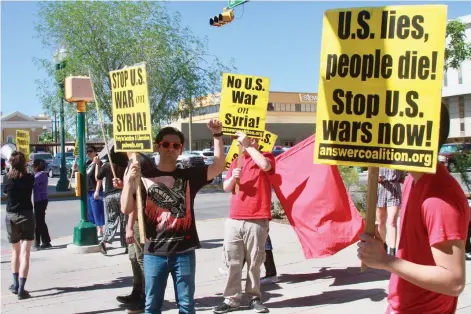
[270,135,365,259]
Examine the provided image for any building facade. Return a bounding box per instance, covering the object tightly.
[169,91,317,151]
[442,14,471,142]
[1,111,53,146]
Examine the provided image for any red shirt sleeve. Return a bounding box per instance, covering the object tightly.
[262,152,276,174]
[421,197,468,247]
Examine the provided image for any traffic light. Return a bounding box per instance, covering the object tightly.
[210,8,234,27]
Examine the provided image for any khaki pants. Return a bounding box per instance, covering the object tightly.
[223,218,269,306]
[128,219,144,295]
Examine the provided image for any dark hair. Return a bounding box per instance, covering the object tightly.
[33,158,46,172]
[7,151,27,179]
[87,145,97,152]
[135,153,157,175]
[155,127,185,145]
[438,103,450,151]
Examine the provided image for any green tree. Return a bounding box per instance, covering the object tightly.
[445,19,471,71]
[34,1,235,128]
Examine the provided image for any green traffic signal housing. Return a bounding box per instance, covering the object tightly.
[210,8,234,27]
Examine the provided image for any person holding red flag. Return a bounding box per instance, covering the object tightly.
[358,104,469,314]
[213,131,274,314]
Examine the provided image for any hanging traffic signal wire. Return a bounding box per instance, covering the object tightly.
[209,8,234,27]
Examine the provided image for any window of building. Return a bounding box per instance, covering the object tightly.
[283,140,295,147]
[461,122,465,132]
[191,141,199,151]
[443,71,448,87]
[274,103,296,112]
[301,104,316,112]
[458,65,463,84]
[267,103,274,111]
[203,141,212,150]
[6,136,14,143]
[459,96,465,119]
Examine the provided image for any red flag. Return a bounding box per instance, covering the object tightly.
[270,135,364,259]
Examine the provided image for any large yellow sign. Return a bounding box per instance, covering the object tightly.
[110,64,153,152]
[224,130,278,169]
[219,73,270,139]
[314,5,447,173]
[16,130,30,161]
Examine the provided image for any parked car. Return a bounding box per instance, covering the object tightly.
[438,143,471,172]
[272,146,286,157]
[209,145,231,154]
[177,150,205,169]
[47,157,75,178]
[55,152,74,159]
[191,151,214,165]
[28,152,54,173]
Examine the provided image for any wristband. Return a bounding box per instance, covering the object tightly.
[213,132,223,138]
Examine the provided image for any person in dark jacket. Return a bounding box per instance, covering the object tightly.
[3,151,35,300]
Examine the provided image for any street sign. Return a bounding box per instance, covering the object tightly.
[228,0,247,9]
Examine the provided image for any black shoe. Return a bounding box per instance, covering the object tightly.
[213,302,239,313]
[18,290,31,300]
[116,292,140,305]
[98,242,107,255]
[32,245,41,252]
[249,299,269,313]
[127,298,145,313]
[40,243,52,249]
[9,284,18,295]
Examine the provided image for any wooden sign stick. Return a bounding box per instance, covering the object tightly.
[235,146,243,195]
[132,153,146,245]
[361,166,379,271]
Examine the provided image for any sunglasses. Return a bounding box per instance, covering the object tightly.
[159,141,182,150]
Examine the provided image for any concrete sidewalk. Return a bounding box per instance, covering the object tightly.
[1,219,470,314]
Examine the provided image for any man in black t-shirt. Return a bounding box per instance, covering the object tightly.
[121,119,226,314]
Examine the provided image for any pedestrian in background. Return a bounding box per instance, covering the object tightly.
[3,151,35,300]
[95,148,129,255]
[32,158,51,250]
[85,145,105,237]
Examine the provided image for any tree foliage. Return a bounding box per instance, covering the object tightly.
[34,1,235,134]
[445,19,471,70]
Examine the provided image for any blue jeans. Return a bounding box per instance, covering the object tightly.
[144,251,196,314]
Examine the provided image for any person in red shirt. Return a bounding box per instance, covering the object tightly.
[213,131,274,314]
[358,104,469,314]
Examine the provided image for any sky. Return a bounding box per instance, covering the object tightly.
[1,0,470,117]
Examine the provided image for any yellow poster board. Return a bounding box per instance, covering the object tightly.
[224,130,278,169]
[15,130,30,161]
[219,73,270,139]
[314,5,447,173]
[258,130,278,152]
[109,64,153,152]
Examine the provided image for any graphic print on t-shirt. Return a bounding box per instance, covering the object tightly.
[143,176,192,235]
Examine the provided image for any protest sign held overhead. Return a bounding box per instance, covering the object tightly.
[314,5,447,173]
[110,64,153,152]
[15,130,30,161]
[219,73,270,139]
[258,130,278,152]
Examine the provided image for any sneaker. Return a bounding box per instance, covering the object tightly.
[40,243,52,249]
[116,292,140,305]
[213,302,239,313]
[32,245,41,252]
[18,290,31,300]
[9,284,18,295]
[260,276,279,285]
[249,299,269,313]
[98,242,107,255]
[127,298,145,313]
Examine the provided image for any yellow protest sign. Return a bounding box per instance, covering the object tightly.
[314,5,446,173]
[225,140,239,170]
[15,130,30,161]
[258,131,278,152]
[110,64,153,152]
[219,73,270,139]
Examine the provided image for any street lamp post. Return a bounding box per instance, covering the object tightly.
[54,48,70,192]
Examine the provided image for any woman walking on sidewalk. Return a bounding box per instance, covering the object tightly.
[95,148,129,255]
[85,145,105,237]
[3,151,35,300]
[32,159,51,250]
